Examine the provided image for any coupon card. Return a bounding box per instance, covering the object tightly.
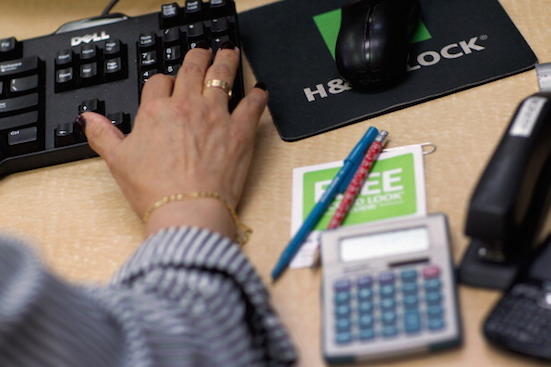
[290,144,428,268]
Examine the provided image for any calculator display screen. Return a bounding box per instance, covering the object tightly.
[339,226,430,262]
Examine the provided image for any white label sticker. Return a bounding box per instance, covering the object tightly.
[509,96,547,137]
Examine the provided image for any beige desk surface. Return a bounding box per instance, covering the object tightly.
[1,1,551,366]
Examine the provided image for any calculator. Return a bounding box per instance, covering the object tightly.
[320,213,462,364]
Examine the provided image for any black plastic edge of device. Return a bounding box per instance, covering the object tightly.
[54,13,130,34]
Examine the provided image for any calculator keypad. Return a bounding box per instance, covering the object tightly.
[332,265,446,344]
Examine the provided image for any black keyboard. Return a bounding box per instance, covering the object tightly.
[0,0,243,176]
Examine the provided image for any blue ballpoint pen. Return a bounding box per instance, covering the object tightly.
[270,126,379,282]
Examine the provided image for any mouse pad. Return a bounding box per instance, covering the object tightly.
[239,0,538,141]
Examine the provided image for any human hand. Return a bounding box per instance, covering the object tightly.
[81,43,268,239]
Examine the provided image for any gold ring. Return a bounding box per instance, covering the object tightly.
[204,79,232,98]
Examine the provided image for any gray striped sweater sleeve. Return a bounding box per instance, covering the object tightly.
[0,227,298,367]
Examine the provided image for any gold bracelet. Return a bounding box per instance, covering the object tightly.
[142,192,251,245]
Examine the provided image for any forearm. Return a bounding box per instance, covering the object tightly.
[111,227,297,366]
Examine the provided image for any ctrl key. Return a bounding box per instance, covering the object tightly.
[7,126,41,156]
[55,121,84,147]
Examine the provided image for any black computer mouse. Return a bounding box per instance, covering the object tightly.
[335,0,420,91]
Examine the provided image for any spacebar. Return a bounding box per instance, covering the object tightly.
[0,94,39,115]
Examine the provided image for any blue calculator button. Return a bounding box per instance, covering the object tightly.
[382,325,399,338]
[357,287,373,300]
[335,317,352,331]
[358,300,374,314]
[359,314,375,328]
[334,291,351,304]
[401,282,418,295]
[357,275,374,288]
[380,298,396,310]
[334,279,352,291]
[425,278,442,292]
[404,310,422,333]
[379,272,396,284]
[381,311,397,325]
[425,292,442,305]
[358,328,376,341]
[380,284,396,298]
[427,305,444,318]
[403,295,419,309]
[336,332,353,344]
[400,269,418,282]
[428,318,445,331]
[335,304,351,317]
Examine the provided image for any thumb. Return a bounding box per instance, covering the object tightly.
[81,112,125,159]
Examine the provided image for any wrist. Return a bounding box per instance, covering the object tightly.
[144,198,236,239]
[142,192,251,244]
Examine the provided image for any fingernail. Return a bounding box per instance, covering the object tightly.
[75,115,86,133]
[195,40,210,49]
[220,41,235,50]
[254,82,267,91]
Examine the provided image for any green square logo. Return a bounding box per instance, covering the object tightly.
[302,153,418,230]
[313,9,432,59]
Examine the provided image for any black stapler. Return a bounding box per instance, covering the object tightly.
[458,90,551,290]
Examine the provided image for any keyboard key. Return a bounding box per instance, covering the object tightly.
[80,63,99,84]
[140,50,158,68]
[0,111,39,131]
[0,56,39,77]
[165,64,180,76]
[0,94,39,115]
[184,0,204,22]
[10,74,39,94]
[79,44,98,61]
[55,67,75,92]
[104,58,124,81]
[186,22,205,39]
[78,99,104,114]
[160,3,181,29]
[210,0,231,18]
[139,33,157,49]
[104,40,122,56]
[55,121,84,147]
[0,37,22,61]
[162,27,182,45]
[56,49,74,67]
[107,112,131,134]
[7,126,40,155]
[211,17,229,35]
[140,68,158,86]
[164,46,182,62]
[212,34,231,52]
